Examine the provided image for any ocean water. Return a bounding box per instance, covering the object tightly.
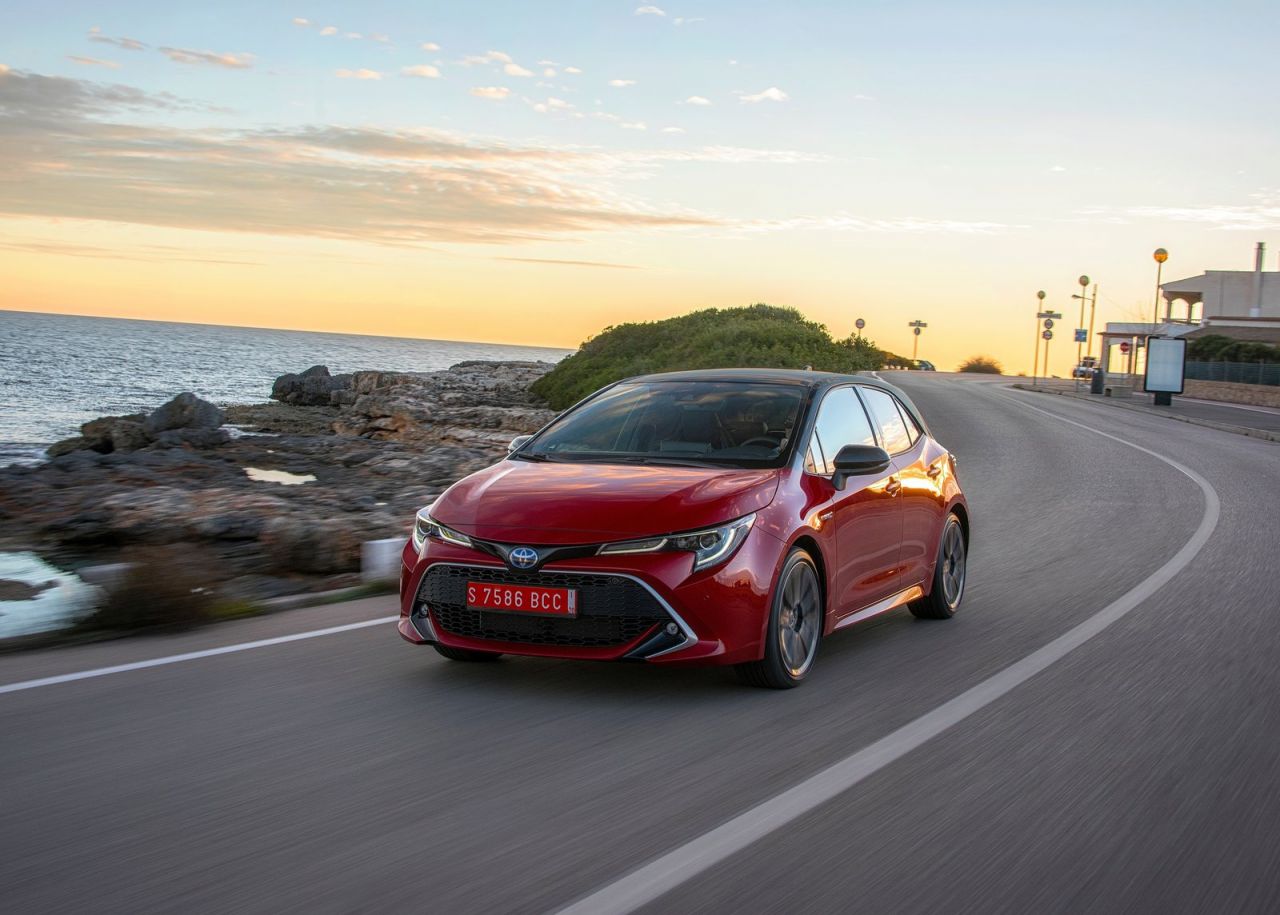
[0,310,570,465]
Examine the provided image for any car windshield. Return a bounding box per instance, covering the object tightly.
[519,381,807,468]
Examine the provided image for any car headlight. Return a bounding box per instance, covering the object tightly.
[597,514,755,572]
[412,507,473,552]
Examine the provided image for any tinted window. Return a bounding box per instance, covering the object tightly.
[860,387,914,454]
[808,387,876,475]
[524,381,806,469]
[895,400,920,445]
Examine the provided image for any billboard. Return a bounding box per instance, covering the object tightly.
[1144,336,1187,394]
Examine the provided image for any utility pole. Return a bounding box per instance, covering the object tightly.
[1088,283,1098,357]
[1038,309,1064,379]
[908,320,928,364]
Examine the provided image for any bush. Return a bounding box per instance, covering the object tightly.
[958,356,1003,374]
[79,546,215,633]
[530,304,889,409]
[1187,335,1280,363]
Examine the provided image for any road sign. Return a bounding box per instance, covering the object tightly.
[1042,330,1053,340]
[1120,341,1131,354]
[855,318,865,330]
[1043,318,1054,329]
[1074,328,1087,343]
[913,327,921,336]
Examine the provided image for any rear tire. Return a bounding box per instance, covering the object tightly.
[433,644,503,662]
[910,513,967,620]
[735,548,823,689]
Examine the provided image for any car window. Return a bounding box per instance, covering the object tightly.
[807,387,877,475]
[894,400,920,445]
[859,387,914,455]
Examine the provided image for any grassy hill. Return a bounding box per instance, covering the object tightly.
[530,304,888,409]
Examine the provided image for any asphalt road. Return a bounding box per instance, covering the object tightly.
[3,375,1279,914]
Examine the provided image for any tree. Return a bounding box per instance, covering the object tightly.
[958,355,1003,374]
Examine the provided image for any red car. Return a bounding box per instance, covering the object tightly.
[399,369,969,688]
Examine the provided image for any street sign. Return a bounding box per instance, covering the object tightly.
[1043,318,1054,329]
[1074,328,1087,343]
[855,318,865,330]
[1042,330,1053,340]
[1119,341,1131,354]
[913,327,921,336]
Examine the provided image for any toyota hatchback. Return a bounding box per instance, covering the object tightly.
[399,369,968,688]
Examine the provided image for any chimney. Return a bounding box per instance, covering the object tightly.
[1251,242,1265,318]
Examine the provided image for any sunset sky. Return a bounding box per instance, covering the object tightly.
[2,0,1277,374]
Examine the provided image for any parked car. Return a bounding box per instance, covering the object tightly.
[1072,356,1099,379]
[914,360,937,371]
[399,369,969,688]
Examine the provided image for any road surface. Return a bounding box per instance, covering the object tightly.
[3,375,1279,914]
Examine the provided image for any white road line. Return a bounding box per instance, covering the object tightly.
[556,388,1221,915]
[0,616,400,696]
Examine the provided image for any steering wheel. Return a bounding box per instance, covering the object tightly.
[740,435,782,448]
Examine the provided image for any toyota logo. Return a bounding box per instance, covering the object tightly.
[509,547,539,569]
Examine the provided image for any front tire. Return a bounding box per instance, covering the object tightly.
[736,548,823,689]
[433,644,503,662]
[910,513,967,620]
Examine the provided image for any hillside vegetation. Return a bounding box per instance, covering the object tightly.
[530,304,888,409]
[958,355,1003,374]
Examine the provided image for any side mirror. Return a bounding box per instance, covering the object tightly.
[507,434,532,454]
[831,444,892,490]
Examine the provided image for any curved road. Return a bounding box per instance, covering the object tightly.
[3,376,1279,913]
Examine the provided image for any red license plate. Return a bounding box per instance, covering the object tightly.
[466,582,577,617]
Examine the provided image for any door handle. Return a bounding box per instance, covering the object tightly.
[926,464,943,478]
[885,476,902,495]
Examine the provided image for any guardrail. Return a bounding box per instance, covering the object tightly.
[1185,361,1280,387]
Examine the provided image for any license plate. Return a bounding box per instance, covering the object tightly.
[466,582,577,617]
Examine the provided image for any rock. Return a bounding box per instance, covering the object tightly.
[271,365,354,406]
[144,393,224,435]
[260,516,363,574]
[152,428,230,450]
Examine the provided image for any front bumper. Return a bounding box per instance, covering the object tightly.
[397,529,784,666]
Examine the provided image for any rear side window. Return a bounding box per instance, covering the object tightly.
[859,387,914,455]
[808,387,877,475]
[895,401,921,445]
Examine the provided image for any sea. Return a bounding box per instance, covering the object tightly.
[0,310,571,466]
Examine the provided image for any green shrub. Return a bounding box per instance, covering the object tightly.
[1187,335,1280,363]
[958,355,1003,374]
[531,304,889,409]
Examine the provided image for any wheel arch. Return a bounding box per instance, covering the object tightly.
[789,533,831,622]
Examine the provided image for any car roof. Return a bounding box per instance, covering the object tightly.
[619,368,933,437]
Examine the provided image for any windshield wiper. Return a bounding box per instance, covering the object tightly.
[510,452,559,463]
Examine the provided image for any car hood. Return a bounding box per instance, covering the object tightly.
[433,459,781,544]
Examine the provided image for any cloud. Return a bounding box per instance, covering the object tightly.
[739,87,788,103]
[402,64,441,79]
[320,26,338,36]
[504,62,533,77]
[543,67,556,78]
[292,17,309,26]
[421,42,441,51]
[1120,197,1280,231]
[853,93,875,101]
[370,33,390,43]
[336,68,382,80]
[684,96,711,106]
[660,126,685,134]
[1049,164,1067,173]
[563,66,582,74]
[88,33,147,51]
[160,47,254,69]
[635,5,666,15]
[0,71,723,245]
[609,79,636,87]
[463,50,514,66]
[496,257,639,269]
[621,121,647,130]
[674,17,705,25]
[0,237,262,266]
[745,214,1014,234]
[345,32,363,39]
[470,86,510,100]
[67,56,120,69]
[0,65,9,75]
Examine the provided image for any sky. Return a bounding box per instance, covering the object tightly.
[2,0,1278,374]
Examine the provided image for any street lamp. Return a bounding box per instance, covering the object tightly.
[1075,274,1090,374]
[1153,248,1168,324]
[1072,279,1099,360]
[1032,290,1046,385]
[908,320,927,363]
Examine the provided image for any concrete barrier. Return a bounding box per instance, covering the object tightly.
[362,538,408,583]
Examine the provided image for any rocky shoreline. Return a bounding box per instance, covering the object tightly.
[0,360,558,617]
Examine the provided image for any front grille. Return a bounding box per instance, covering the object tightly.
[420,564,669,649]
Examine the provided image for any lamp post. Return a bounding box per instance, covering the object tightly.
[908,320,927,363]
[1153,248,1168,324]
[1072,280,1099,359]
[1032,290,1046,385]
[1075,274,1090,373]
